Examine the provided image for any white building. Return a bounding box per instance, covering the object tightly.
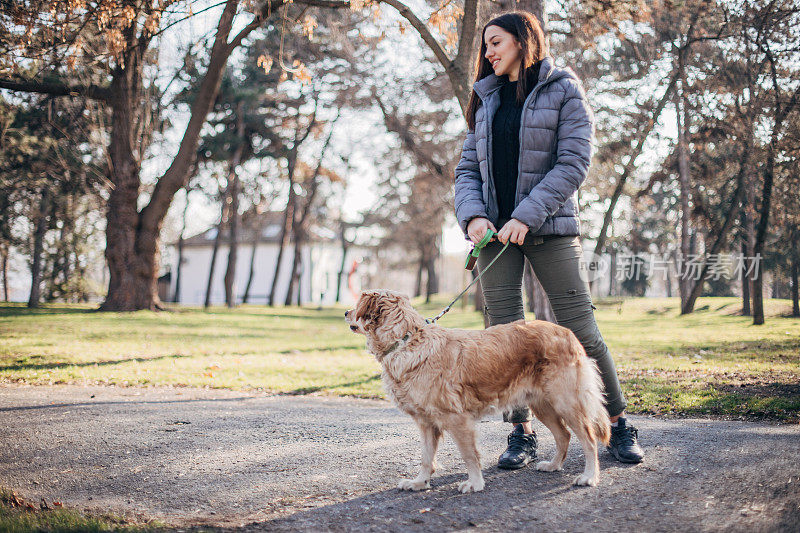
[167,214,367,306]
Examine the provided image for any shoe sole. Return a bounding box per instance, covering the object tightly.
[607,446,643,464]
[497,456,534,470]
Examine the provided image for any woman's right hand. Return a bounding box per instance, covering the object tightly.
[467,217,497,245]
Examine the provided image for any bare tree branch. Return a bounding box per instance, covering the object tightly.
[0,78,111,101]
[592,69,680,258]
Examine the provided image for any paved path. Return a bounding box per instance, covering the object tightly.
[1,385,798,532]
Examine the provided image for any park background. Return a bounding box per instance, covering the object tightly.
[1,1,799,529]
[1,0,798,409]
[2,0,799,412]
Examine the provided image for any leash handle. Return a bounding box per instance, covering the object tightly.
[464,229,496,270]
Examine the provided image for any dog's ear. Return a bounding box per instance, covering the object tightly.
[354,290,382,325]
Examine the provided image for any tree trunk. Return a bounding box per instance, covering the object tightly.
[608,250,616,296]
[41,247,55,303]
[285,241,302,306]
[284,200,312,307]
[1,243,8,301]
[100,57,159,311]
[204,191,229,308]
[664,256,672,298]
[674,81,692,308]
[791,254,799,317]
[296,252,304,306]
[47,193,73,302]
[753,55,800,323]
[173,232,185,304]
[741,238,751,316]
[241,223,261,304]
[751,256,765,324]
[223,109,245,308]
[336,237,348,303]
[286,194,321,306]
[60,196,73,300]
[223,171,239,308]
[28,189,50,308]
[204,227,222,308]
[425,253,438,304]
[415,254,424,298]
[77,261,89,302]
[752,130,780,325]
[268,191,292,306]
[173,192,190,303]
[69,200,81,302]
[741,164,757,315]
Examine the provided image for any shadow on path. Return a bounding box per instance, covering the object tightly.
[1,385,798,532]
[251,422,800,532]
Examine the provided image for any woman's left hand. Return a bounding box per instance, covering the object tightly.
[497,219,529,245]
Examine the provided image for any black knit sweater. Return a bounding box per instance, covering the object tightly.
[491,62,541,226]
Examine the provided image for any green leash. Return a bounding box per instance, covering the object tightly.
[425,229,510,324]
[464,228,495,270]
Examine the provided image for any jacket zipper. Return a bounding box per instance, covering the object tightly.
[515,71,567,205]
[478,71,566,220]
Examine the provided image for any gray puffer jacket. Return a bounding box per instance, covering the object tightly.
[454,55,595,237]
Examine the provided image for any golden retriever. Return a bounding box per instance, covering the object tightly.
[345,289,610,493]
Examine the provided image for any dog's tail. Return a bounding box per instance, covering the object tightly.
[577,355,611,446]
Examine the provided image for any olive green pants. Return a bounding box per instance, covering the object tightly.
[477,233,627,421]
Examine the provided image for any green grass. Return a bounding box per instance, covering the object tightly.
[0,489,165,532]
[1,296,798,421]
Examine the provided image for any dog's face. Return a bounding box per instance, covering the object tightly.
[345,290,419,345]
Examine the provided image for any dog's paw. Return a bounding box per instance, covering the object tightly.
[397,478,430,491]
[535,460,563,472]
[573,473,599,487]
[457,478,485,493]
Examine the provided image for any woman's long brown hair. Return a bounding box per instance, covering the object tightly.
[465,11,548,131]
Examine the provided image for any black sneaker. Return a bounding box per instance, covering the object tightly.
[607,417,644,463]
[498,425,537,470]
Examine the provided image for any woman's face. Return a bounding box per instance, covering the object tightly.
[484,25,522,80]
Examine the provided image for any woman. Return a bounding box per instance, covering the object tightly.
[454,11,644,469]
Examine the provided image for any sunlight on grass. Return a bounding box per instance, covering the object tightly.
[1,297,798,420]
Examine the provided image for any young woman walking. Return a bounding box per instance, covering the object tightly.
[454,11,644,469]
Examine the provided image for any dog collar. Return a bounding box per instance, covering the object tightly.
[377,326,421,359]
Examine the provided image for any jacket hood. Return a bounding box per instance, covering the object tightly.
[471,56,575,100]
